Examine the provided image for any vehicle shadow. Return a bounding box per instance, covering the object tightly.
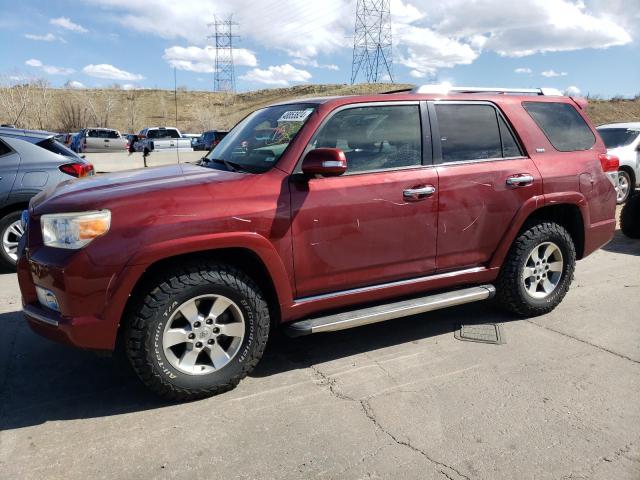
[253,302,516,379]
[602,229,640,256]
[0,302,515,431]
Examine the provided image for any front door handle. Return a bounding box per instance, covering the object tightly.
[506,174,534,187]
[403,185,436,201]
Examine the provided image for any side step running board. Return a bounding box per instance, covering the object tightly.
[285,285,496,337]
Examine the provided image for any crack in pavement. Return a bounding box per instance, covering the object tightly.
[309,365,471,480]
[562,441,639,479]
[526,320,640,365]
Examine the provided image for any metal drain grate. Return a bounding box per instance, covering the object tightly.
[455,323,505,344]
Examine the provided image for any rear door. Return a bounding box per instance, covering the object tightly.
[290,102,439,297]
[430,101,542,270]
[0,138,21,204]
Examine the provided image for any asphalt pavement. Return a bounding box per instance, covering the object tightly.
[0,228,639,479]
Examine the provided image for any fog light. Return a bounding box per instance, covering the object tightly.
[36,286,60,312]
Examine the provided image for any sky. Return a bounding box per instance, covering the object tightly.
[0,0,638,97]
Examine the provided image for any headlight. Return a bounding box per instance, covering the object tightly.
[41,210,111,249]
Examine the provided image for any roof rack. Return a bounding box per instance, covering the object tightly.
[409,85,563,96]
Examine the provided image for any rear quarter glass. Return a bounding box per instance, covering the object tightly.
[522,101,595,152]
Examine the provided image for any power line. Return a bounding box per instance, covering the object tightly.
[350,0,394,84]
[208,15,239,93]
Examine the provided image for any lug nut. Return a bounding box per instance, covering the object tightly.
[212,327,220,334]
[207,339,214,345]
[188,333,195,340]
[195,342,203,348]
[194,321,201,328]
[206,318,213,325]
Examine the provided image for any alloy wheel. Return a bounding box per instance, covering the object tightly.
[162,294,245,375]
[522,241,564,299]
[2,220,24,262]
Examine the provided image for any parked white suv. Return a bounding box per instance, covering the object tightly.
[597,123,640,204]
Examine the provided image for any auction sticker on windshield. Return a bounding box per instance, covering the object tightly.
[278,108,314,122]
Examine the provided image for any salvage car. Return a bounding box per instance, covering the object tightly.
[17,86,617,400]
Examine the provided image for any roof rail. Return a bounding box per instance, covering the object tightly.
[410,85,564,96]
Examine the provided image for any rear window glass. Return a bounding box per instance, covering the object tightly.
[597,128,640,149]
[36,138,78,158]
[0,139,11,156]
[523,102,595,152]
[435,104,502,162]
[148,129,180,139]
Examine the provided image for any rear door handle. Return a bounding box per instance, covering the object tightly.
[506,174,534,187]
[403,185,436,201]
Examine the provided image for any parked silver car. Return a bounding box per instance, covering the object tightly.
[0,128,94,269]
[71,128,128,153]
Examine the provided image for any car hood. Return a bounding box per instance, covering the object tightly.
[31,163,244,215]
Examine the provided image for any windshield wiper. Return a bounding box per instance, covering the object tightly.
[205,158,256,173]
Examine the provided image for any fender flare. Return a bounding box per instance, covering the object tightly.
[488,192,589,269]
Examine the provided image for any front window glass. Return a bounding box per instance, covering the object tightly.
[597,128,640,149]
[309,105,422,173]
[203,103,317,173]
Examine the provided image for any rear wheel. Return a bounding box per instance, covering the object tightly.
[496,222,576,317]
[620,193,640,239]
[0,211,24,270]
[125,263,270,401]
[616,170,632,204]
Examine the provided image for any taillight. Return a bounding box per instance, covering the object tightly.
[599,153,619,172]
[59,162,94,178]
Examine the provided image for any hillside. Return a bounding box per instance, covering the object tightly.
[0,83,638,134]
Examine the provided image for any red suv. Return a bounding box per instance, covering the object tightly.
[17,86,618,400]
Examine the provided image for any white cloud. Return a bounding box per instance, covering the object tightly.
[240,64,311,86]
[409,69,425,78]
[541,70,568,77]
[292,58,339,71]
[82,64,144,81]
[50,17,88,33]
[24,33,58,42]
[86,0,632,79]
[514,67,532,74]
[565,85,581,96]
[163,45,257,73]
[25,58,75,75]
[65,80,85,89]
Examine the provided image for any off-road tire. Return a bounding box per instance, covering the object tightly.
[620,192,640,239]
[125,263,270,401]
[0,211,22,270]
[496,222,576,317]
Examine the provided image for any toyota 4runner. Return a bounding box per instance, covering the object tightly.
[17,86,618,401]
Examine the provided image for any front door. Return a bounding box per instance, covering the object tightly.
[290,103,439,298]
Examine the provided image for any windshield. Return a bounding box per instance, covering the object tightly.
[203,103,317,173]
[598,128,640,149]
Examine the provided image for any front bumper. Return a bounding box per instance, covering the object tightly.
[17,245,143,351]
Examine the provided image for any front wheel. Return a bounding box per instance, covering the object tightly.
[125,263,270,401]
[496,222,576,317]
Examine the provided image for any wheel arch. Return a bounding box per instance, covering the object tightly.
[113,246,286,351]
[619,165,636,189]
[0,201,30,220]
[490,199,587,269]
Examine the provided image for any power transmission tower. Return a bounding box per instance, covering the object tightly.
[208,15,239,93]
[350,0,394,84]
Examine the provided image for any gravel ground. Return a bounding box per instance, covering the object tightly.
[0,228,639,480]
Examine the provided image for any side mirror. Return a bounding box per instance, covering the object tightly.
[301,148,347,177]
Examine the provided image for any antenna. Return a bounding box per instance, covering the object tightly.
[350,0,394,84]
[208,15,239,93]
